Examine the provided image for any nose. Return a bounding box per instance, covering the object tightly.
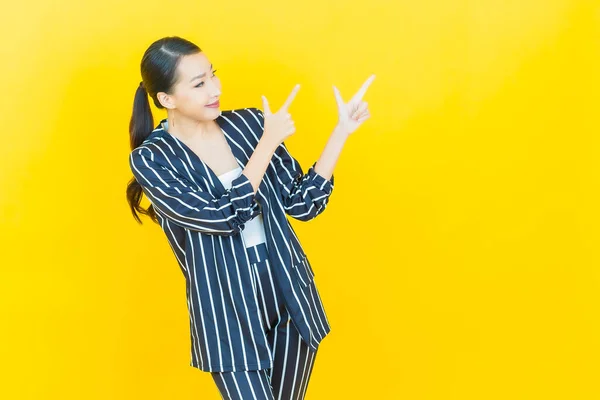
[207,78,221,97]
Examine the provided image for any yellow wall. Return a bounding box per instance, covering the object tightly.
[2,0,600,398]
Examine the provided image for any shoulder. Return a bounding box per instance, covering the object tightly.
[219,108,265,139]
[128,131,169,167]
[222,107,264,122]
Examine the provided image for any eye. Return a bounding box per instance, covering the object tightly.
[194,70,218,88]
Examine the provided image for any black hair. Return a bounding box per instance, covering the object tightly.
[126,36,201,224]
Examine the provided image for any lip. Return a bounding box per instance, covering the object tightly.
[205,100,220,108]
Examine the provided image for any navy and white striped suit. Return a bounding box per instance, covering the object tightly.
[211,241,318,399]
[129,107,334,373]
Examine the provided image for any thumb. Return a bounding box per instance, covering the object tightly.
[261,95,272,116]
[333,86,345,114]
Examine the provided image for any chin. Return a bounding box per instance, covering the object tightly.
[202,108,221,121]
[209,108,222,119]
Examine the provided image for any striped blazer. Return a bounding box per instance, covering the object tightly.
[129,107,334,373]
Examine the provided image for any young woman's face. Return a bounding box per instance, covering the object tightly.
[162,52,222,121]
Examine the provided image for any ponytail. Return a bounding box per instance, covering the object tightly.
[127,35,202,224]
[126,81,158,224]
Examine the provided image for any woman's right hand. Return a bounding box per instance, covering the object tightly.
[261,84,301,145]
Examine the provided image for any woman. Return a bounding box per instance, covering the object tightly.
[126,36,373,400]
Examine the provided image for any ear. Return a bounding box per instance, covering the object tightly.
[157,91,175,109]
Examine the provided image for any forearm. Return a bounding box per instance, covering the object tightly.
[313,124,348,181]
[242,135,280,192]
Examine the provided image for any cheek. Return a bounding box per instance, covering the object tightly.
[177,92,203,115]
[185,90,210,107]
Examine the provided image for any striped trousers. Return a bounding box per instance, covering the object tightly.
[211,242,318,400]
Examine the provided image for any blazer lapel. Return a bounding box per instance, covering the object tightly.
[217,113,249,166]
[156,119,227,195]
[156,115,269,207]
[217,114,270,208]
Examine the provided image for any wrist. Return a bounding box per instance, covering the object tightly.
[258,133,281,153]
[333,124,350,139]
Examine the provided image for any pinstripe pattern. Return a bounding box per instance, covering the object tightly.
[211,242,318,400]
[129,108,333,373]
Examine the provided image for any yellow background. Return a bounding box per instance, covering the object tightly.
[2,0,600,398]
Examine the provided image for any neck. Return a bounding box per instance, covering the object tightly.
[166,111,219,141]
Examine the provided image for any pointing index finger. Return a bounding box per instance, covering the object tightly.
[352,74,376,102]
[280,84,301,111]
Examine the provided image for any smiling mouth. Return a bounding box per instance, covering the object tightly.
[206,100,220,107]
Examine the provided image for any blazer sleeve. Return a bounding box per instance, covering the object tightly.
[250,108,335,221]
[129,146,260,235]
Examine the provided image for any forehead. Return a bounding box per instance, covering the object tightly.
[175,52,211,82]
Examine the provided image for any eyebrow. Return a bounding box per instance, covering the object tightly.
[190,64,213,82]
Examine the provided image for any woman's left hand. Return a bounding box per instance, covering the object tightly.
[333,74,375,136]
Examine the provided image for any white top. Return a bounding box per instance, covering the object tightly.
[217,166,267,248]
